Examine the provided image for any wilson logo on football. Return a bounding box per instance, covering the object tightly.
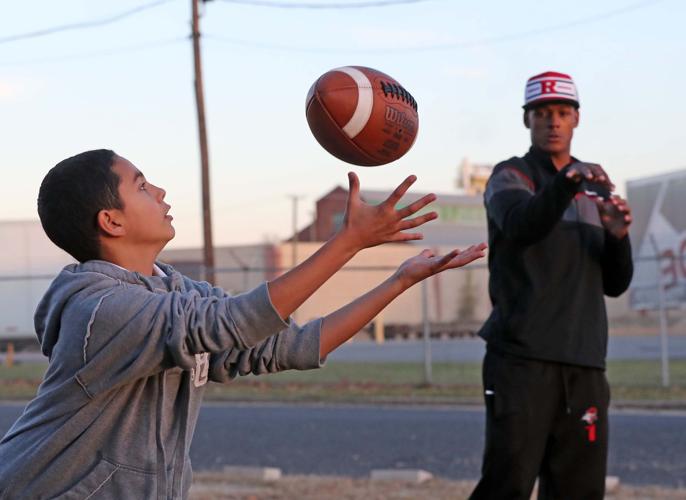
[384,106,416,134]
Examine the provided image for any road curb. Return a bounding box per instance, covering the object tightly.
[531,476,620,498]
[222,466,281,481]
[370,469,433,483]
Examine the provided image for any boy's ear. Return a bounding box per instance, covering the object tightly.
[97,209,125,237]
[523,111,530,129]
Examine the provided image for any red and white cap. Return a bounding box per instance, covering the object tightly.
[523,71,579,109]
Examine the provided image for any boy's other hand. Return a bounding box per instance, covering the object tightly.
[394,243,487,290]
[339,172,438,252]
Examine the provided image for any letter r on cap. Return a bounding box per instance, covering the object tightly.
[541,80,556,94]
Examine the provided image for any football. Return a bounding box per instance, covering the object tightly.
[305,66,419,166]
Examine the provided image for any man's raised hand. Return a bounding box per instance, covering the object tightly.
[565,162,615,191]
[595,194,632,239]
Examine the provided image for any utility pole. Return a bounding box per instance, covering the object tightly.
[191,0,215,284]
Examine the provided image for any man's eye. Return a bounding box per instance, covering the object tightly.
[140,183,147,190]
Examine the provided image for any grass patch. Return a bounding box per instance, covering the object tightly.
[1,360,685,405]
[0,362,47,381]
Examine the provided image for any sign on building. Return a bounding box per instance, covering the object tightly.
[627,170,686,310]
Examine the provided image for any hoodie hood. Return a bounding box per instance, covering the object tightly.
[35,260,180,358]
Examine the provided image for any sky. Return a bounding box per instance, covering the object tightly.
[1,0,684,249]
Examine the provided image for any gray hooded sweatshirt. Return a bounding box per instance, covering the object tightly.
[0,260,322,499]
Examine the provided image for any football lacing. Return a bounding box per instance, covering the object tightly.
[380,81,418,111]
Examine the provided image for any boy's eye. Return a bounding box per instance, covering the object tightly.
[140,182,147,190]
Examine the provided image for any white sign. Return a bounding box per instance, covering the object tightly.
[627,169,686,310]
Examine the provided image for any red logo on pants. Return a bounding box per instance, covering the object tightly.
[581,407,598,442]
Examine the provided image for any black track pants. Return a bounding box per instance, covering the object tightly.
[470,350,610,500]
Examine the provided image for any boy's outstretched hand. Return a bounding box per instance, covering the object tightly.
[318,242,488,357]
[338,172,438,252]
[395,243,488,290]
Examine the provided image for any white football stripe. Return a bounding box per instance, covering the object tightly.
[334,66,373,139]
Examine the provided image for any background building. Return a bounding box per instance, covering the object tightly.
[456,158,494,196]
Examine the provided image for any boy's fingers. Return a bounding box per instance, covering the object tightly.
[398,212,437,230]
[435,250,460,269]
[463,242,488,253]
[420,248,435,258]
[384,175,417,208]
[438,244,486,269]
[347,172,360,200]
[453,251,485,266]
[396,193,436,219]
[391,232,423,242]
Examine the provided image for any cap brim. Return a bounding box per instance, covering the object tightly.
[523,97,579,110]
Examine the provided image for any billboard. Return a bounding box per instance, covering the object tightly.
[627,169,686,310]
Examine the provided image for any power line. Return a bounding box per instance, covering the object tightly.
[0,0,173,45]
[207,0,664,53]
[444,0,666,51]
[0,37,186,67]
[219,0,437,8]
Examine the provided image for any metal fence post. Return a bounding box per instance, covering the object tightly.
[649,234,670,387]
[422,280,432,385]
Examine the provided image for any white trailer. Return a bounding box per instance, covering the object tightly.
[0,220,74,346]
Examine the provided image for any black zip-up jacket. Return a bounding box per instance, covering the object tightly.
[478,147,633,369]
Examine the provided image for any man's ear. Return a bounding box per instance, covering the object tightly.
[97,209,125,237]
[523,110,530,129]
[573,108,580,128]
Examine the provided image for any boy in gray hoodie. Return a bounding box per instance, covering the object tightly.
[0,149,485,499]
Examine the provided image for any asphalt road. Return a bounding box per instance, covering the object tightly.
[1,403,684,488]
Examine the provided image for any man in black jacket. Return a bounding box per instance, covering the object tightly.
[470,71,633,500]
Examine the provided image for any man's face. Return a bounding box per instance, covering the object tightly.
[110,156,175,246]
[525,102,579,155]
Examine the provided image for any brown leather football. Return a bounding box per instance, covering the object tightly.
[306,66,419,166]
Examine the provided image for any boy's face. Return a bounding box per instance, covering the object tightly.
[110,156,175,246]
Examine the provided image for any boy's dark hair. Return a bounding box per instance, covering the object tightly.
[38,149,121,263]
